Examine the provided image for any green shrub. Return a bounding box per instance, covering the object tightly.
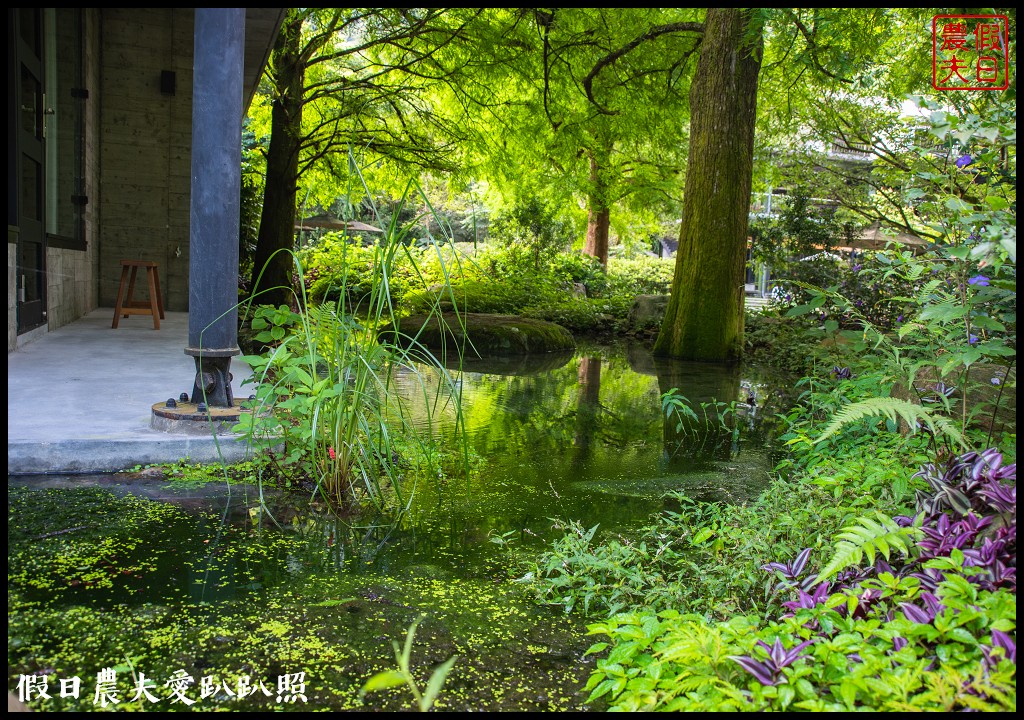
[605,256,674,298]
[584,584,1015,712]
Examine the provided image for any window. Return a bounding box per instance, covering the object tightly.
[44,8,86,251]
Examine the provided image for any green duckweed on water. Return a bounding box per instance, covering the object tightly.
[8,486,599,712]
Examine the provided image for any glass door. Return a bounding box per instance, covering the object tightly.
[14,7,48,333]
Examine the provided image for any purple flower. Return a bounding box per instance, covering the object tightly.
[968,275,990,286]
[956,154,973,168]
[991,377,1001,386]
[897,314,904,323]
[969,334,979,345]
[852,264,862,273]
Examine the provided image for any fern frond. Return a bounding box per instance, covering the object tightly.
[816,397,966,449]
[915,277,945,301]
[672,676,720,694]
[814,540,865,584]
[814,511,921,583]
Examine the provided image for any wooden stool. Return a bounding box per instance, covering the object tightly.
[112,260,165,329]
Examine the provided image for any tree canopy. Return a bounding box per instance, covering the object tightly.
[243,7,1015,360]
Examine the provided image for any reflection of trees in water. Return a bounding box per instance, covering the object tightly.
[428,347,771,489]
[460,353,660,462]
[572,356,602,463]
[279,503,566,578]
[566,355,664,471]
[366,345,793,561]
[652,355,741,461]
[639,352,789,505]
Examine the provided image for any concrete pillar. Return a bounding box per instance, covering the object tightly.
[186,8,244,406]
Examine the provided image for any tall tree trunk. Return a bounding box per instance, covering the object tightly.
[653,8,762,362]
[582,153,611,268]
[250,12,304,309]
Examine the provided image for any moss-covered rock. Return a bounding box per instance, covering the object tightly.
[627,294,670,332]
[381,313,575,358]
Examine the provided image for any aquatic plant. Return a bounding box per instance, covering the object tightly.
[8,486,593,712]
[359,615,458,712]
[660,388,744,458]
[237,176,469,515]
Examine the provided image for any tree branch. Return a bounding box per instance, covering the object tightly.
[582,22,704,115]
[783,9,854,85]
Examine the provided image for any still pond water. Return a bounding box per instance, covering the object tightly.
[8,342,793,712]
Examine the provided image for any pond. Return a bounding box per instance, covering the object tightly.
[8,342,794,712]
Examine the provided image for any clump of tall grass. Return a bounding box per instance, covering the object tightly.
[237,178,469,516]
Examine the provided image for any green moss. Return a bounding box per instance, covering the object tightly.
[118,459,272,490]
[382,313,576,357]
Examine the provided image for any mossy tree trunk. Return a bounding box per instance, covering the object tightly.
[250,11,304,309]
[653,8,763,362]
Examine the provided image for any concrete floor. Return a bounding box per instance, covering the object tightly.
[8,308,259,474]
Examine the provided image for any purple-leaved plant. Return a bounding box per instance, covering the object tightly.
[729,638,813,686]
[755,446,1016,699]
[914,448,1016,517]
[899,592,947,624]
[781,582,831,615]
[917,512,992,559]
[832,366,852,380]
[982,629,1017,669]
[962,537,1017,591]
[762,547,814,592]
[978,480,1016,515]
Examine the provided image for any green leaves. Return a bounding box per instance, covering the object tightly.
[360,669,406,693]
[815,397,966,450]
[813,511,921,584]
[584,578,1016,711]
[359,615,458,712]
[785,292,827,318]
[237,192,473,514]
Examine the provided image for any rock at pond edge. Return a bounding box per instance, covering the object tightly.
[380,313,576,357]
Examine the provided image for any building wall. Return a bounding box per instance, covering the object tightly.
[45,9,101,334]
[97,8,194,312]
[7,234,15,352]
[45,248,94,329]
